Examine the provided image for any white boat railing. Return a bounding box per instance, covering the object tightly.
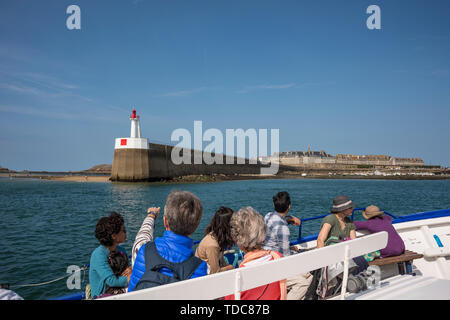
[102,232,388,300]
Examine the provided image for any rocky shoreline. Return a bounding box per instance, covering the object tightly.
[2,163,449,184]
[3,172,449,184]
[169,172,450,183]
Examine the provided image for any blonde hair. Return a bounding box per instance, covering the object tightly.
[230,206,267,252]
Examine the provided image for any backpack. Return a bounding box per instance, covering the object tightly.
[307,238,370,300]
[304,269,322,300]
[134,241,203,291]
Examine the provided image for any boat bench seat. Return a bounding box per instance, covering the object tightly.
[368,250,423,267]
[368,250,423,278]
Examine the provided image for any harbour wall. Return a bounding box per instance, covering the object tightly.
[111,142,269,181]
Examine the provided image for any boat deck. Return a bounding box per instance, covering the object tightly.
[331,275,450,300]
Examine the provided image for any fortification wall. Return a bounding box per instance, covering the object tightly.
[279,157,301,165]
[276,156,425,168]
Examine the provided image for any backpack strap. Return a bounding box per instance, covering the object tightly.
[144,241,203,281]
[175,253,204,280]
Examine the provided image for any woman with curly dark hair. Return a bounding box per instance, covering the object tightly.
[89,212,131,298]
[195,207,235,274]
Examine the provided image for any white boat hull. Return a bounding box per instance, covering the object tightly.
[329,215,450,300]
[331,275,450,300]
[393,216,450,280]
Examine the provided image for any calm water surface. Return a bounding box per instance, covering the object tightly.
[1,178,449,299]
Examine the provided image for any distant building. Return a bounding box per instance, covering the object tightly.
[260,147,426,168]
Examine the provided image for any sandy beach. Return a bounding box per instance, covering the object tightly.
[44,175,110,182]
[1,173,110,183]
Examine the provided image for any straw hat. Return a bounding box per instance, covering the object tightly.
[362,205,384,220]
[331,195,355,213]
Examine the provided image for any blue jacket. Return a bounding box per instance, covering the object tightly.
[128,230,207,292]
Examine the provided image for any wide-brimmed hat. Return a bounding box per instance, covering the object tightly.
[362,205,384,219]
[331,195,355,213]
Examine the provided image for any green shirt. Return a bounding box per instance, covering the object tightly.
[321,214,356,246]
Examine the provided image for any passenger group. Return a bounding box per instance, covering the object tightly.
[88,190,405,300]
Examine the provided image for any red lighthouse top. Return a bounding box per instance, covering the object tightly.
[131,109,137,119]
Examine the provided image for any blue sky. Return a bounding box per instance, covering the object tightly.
[0,0,449,171]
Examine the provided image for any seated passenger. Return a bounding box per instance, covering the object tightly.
[89,212,132,298]
[195,206,235,274]
[225,207,287,300]
[263,191,301,256]
[104,250,130,296]
[316,195,368,275]
[127,191,207,292]
[354,205,405,258]
[263,191,312,300]
[317,195,357,248]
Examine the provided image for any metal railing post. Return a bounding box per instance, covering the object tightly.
[340,245,350,300]
[234,271,241,300]
[298,224,302,242]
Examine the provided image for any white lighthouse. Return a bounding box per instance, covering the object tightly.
[111,108,150,181]
[130,109,141,138]
[114,109,149,150]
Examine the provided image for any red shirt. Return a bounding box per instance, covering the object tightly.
[224,252,282,300]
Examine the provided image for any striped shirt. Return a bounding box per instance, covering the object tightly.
[131,215,155,268]
[263,211,291,257]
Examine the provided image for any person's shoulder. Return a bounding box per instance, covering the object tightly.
[264,211,276,220]
[91,245,106,257]
[323,214,336,224]
[264,212,277,225]
[267,211,285,222]
[204,232,217,242]
[90,245,107,264]
[199,233,220,249]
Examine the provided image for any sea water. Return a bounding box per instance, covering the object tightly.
[0,177,449,300]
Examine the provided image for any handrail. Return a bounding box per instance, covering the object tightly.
[193,208,396,246]
[101,232,388,300]
[292,208,450,246]
[294,208,397,245]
